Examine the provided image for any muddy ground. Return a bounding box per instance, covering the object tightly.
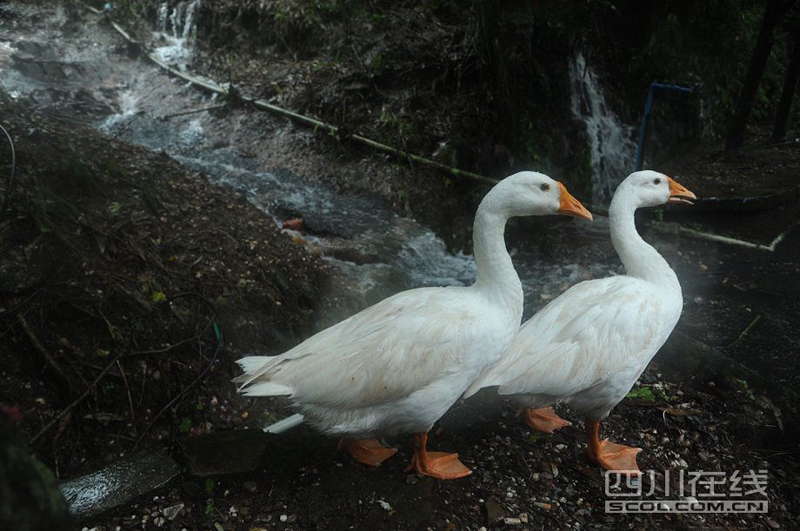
[1,2,799,530]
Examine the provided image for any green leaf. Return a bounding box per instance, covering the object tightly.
[179,417,192,433]
[626,387,656,401]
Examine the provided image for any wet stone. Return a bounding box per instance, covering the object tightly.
[59,449,180,519]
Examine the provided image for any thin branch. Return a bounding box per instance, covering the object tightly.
[31,357,118,444]
[727,314,763,348]
[134,339,221,447]
[17,314,71,389]
[160,104,228,121]
[117,359,136,429]
[128,335,200,356]
[0,122,16,217]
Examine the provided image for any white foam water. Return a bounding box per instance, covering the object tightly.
[152,0,201,69]
[569,52,637,203]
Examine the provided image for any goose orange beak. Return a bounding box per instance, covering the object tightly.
[557,182,593,221]
[667,177,697,205]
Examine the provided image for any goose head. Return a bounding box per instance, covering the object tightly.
[483,171,593,220]
[616,170,697,208]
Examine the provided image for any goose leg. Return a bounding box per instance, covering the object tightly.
[521,407,572,433]
[405,432,471,479]
[585,419,641,474]
[339,438,397,467]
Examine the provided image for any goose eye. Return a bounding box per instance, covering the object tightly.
[540,183,550,192]
[653,178,661,185]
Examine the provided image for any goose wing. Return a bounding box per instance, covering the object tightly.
[238,287,495,410]
[466,276,673,398]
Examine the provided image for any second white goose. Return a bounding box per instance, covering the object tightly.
[464,170,696,473]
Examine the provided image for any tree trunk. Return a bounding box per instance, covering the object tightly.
[725,0,796,151]
[772,28,800,141]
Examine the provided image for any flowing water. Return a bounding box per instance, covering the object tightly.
[152,0,200,68]
[0,2,619,316]
[569,52,638,203]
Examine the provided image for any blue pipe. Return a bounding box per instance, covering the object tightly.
[634,82,695,171]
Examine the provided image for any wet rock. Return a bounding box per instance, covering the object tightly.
[59,449,179,519]
[180,430,270,477]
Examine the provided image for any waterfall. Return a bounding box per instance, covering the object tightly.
[152,0,201,70]
[569,52,637,203]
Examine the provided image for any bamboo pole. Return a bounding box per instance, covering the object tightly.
[82,3,796,253]
[85,4,498,186]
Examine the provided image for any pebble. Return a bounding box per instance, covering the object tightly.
[162,504,184,520]
[279,514,288,522]
[377,500,392,511]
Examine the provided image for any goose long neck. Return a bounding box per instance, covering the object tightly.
[609,191,678,289]
[472,205,523,317]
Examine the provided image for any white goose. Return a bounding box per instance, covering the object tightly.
[464,170,696,473]
[234,171,592,479]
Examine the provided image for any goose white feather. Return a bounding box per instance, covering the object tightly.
[234,171,592,478]
[464,170,696,472]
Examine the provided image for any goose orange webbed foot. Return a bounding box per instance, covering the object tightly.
[588,439,642,475]
[522,407,572,433]
[405,432,472,480]
[339,438,398,467]
[585,419,641,475]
